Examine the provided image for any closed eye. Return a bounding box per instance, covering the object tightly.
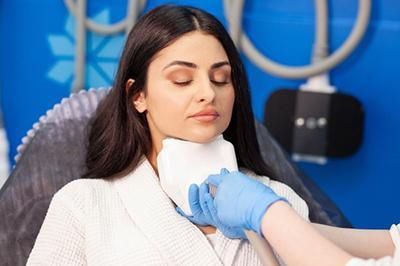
[173,80,193,86]
[173,80,229,86]
[211,80,230,86]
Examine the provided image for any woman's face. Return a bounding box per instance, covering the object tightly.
[133,31,235,152]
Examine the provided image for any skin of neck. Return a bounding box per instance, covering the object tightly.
[145,113,164,176]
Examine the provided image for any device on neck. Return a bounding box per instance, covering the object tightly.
[157,135,238,216]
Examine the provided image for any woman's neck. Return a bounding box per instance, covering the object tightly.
[147,131,164,176]
[147,149,159,176]
[198,225,217,235]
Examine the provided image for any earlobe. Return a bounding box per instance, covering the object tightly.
[133,92,147,113]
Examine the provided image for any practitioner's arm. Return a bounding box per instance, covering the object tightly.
[312,223,394,259]
[260,201,352,266]
[205,170,396,266]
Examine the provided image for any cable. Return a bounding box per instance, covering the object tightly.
[223,0,245,47]
[301,0,336,95]
[72,0,87,93]
[224,0,371,79]
[126,0,142,35]
[64,0,146,35]
[64,0,147,93]
[313,0,329,62]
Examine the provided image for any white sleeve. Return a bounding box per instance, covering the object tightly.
[27,184,87,265]
[346,224,400,266]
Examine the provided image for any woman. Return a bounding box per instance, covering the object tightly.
[28,5,308,265]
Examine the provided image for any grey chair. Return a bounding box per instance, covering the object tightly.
[0,88,350,266]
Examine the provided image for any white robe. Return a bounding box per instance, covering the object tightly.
[27,159,309,265]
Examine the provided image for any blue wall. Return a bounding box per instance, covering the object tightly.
[1,0,399,228]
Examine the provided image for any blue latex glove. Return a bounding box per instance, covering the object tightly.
[176,180,247,239]
[206,169,287,236]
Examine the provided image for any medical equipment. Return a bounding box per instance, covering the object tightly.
[223,0,370,162]
[224,0,371,78]
[244,0,369,163]
[63,0,371,92]
[157,135,238,215]
[157,136,280,265]
[265,89,364,162]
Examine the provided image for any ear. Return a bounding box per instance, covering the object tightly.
[133,91,147,113]
[125,79,147,113]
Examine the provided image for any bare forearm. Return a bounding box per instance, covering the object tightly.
[313,223,394,259]
[261,201,352,266]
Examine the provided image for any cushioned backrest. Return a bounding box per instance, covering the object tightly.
[0,89,108,265]
[0,88,350,266]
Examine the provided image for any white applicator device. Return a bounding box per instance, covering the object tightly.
[157,135,238,215]
[157,135,279,266]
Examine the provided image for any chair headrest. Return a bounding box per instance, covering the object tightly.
[14,88,110,162]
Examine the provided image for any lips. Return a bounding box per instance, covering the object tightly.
[189,108,220,122]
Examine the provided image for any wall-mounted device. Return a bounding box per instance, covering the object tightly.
[264,88,364,163]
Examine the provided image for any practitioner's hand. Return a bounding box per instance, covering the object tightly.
[207,169,287,236]
[176,182,247,239]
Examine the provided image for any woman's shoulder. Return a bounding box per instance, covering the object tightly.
[56,178,111,195]
[241,169,296,198]
[52,178,114,207]
[239,168,276,187]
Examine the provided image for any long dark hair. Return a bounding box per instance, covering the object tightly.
[83,5,278,180]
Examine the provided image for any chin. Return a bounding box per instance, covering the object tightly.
[184,131,223,144]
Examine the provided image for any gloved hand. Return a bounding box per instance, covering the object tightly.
[206,169,287,236]
[176,181,247,239]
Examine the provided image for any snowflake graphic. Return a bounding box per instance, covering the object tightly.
[47,9,125,88]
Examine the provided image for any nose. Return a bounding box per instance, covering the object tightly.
[195,78,216,104]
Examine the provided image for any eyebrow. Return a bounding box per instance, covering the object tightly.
[162,60,230,70]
